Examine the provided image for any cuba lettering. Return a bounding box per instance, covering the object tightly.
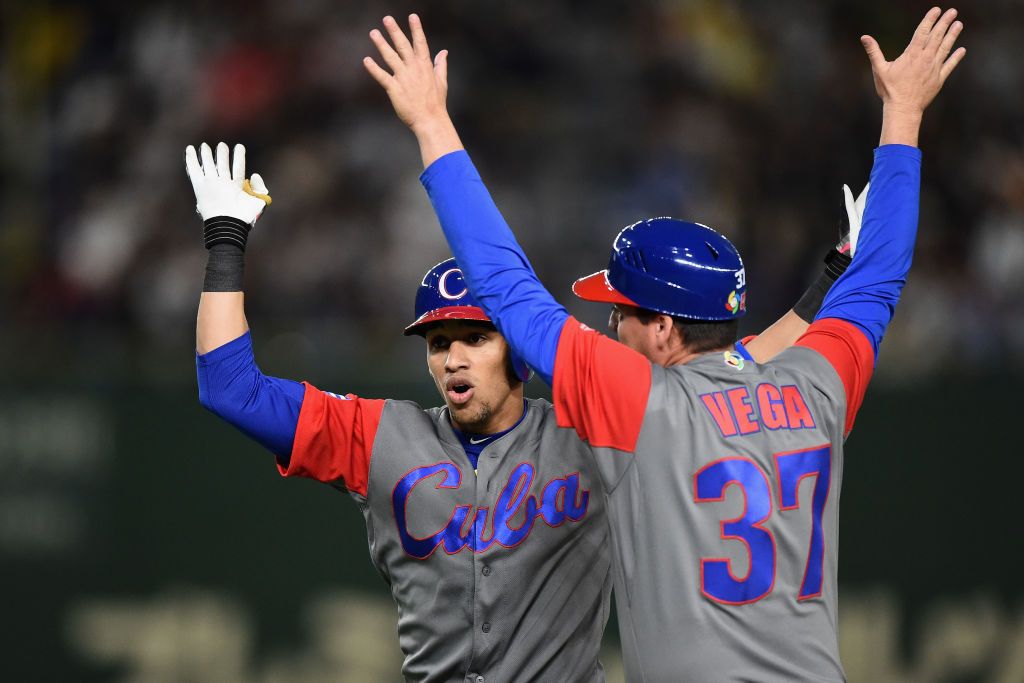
[392,462,590,559]
[693,444,831,604]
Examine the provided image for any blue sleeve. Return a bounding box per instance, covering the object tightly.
[196,331,305,463]
[420,151,569,385]
[816,144,922,358]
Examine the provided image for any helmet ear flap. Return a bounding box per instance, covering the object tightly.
[511,352,533,383]
[505,348,532,384]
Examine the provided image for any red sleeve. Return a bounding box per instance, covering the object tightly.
[552,317,652,452]
[277,382,386,496]
[795,318,874,436]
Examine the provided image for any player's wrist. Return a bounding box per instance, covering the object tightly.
[879,104,922,147]
[409,111,455,137]
[413,115,465,168]
[203,243,246,292]
[882,102,924,123]
[203,216,253,251]
[794,250,852,323]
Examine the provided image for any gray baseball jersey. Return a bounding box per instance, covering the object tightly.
[552,316,875,682]
[282,387,612,683]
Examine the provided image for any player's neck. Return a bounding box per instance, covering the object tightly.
[661,343,733,367]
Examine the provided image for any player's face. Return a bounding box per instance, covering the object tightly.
[425,321,524,434]
[609,304,657,358]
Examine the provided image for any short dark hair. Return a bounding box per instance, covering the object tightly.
[633,307,738,353]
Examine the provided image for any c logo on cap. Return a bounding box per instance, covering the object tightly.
[438,268,468,300]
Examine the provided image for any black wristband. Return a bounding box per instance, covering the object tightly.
[203,216,252,251]
[203,243,245,292]
[793,249,853,323]
[823,249,852,281]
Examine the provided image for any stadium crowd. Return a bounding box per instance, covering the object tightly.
[4,0,1022,384]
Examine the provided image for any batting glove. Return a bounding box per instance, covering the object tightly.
[184,142,271,250]
[836,183,869,257]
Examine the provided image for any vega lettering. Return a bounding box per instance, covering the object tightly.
[392,462,589,559]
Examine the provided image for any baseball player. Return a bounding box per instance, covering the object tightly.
[186,139,864,683]
[186,148,612,680]
[367,7,964,681]
[186,143,606,679]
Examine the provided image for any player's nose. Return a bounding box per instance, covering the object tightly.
[607,309,620,337]
[444,341,471,370]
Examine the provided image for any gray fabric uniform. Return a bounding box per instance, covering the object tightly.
[287,392,611,683]
[588,347,848,682]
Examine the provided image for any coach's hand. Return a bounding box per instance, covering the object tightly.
[185,142,270,225]
[364,14,464,168]
[862,7,966,147]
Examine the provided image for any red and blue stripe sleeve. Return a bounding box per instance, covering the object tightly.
[815,145,922,357]
[795,319,874,436]
[281,384,385,497]
[420,151,568,385]
[196,332,384,495]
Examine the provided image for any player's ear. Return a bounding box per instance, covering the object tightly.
[655,314,676,342]
[667,317,688,350]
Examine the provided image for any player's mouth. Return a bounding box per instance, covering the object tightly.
[445,377,475,405]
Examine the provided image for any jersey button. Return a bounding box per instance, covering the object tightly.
[481,622,491,633]
[476,676,485,683]
[482,566,491,576]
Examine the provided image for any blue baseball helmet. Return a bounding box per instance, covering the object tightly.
[572,218,747,320]
[405,258,533,382]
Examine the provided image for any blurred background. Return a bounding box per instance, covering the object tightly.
[2,0,1022,681]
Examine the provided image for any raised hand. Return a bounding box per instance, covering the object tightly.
[364,15,449,131]
[185,142,270,226]
[364,14,463,167]
[861,8,966,146]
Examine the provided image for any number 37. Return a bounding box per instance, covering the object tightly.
[693,444,831,605]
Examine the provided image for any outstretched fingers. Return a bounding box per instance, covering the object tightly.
[937,19,964,62]
[200,143,217,178]
[434,49,449,90]
[184,145,203,196]
[409,14,430,58]
[232,144,246,182]
[940,46,967,82]
[369,28,403,72]
[363,55,393,88]
[249,173,269,195]
[911,7,943,50]
[383,15,415,60]
[860,35,887,72]
[925,8,958,53]
[185,145,202,178]
[216,142,231,179]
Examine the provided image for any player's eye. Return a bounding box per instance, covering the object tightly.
[429,337,450,350]
[469,333,488,344]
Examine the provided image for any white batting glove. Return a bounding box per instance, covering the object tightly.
[184,142,270,225]
[839,182,869,257]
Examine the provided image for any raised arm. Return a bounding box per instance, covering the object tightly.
[816,7,965,348]
[744,183,867,362]
[186,142,305,460]
[797,8,965,434]
[365,15,569,383]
